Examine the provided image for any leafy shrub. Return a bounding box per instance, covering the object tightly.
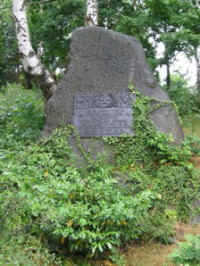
[153,165,199,219]
[0,128,166,256]
[1,84,200,262]
[164,74,198,117]
[169,234,200,266]
[105,92,200,223]
[184,133,200,155]
[0,234,61,266]
[0,83,44,148]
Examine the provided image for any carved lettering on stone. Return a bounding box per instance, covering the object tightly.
[73,92,135,137]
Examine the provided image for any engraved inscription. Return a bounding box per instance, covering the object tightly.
[73,92,135,137]
[75,92,135,109]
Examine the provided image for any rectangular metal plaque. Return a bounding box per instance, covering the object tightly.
[73,92,135,137]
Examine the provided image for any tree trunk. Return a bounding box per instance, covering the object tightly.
[195,46,200,93]
[86,0,98,26]
[12,0,56,100]
[166,60,171,91]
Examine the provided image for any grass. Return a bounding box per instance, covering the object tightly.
[122,223,200,266]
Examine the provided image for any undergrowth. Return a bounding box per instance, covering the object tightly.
[0,83,44,149]
[105,91,200,221]
[169,234,200,265]
[1,84,200,265]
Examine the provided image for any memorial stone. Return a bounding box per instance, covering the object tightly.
[42,26,184,162]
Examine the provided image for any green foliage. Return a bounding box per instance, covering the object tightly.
[183,115,200,139]
[164,74,198,117]
[0,234,61,266]
[0,83,44,148]
[169,234,200,266]
[0,127,162,256]
[28,0,85,70]
[183,135,200,156]
[0,0,19,85]
[107,91,200,222]
[1,85,200,263]
[109,91,191,167]
[1,0,200,91]
[1,0,199,91]
[109,247,127,266]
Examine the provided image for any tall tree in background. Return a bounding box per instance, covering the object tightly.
[195,47,200,92]
[86,0,98,26]
[12,0,56,100]
[142,0,193,90]
[0,0,19,85]
[193,0,200,92]
[171,0,200,93]
[7,0,200,94]
[28,0,84,72]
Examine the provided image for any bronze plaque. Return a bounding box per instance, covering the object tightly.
[73,92,135,137]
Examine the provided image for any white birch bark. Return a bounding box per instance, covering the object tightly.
[12,0,56,100]
[86,0,98,26]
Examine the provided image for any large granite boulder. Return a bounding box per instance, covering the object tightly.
[42,26,183,149]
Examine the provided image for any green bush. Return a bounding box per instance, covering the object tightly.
[184,135,200,156]
[0,234,61,266]
[169,234,200,266]
[0,83,44,148]
[105,92,200,222]
[1,84,200,262]
[164,74,198,117]
[0,128,167,256]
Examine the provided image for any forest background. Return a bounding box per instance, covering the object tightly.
[1,0,200,92]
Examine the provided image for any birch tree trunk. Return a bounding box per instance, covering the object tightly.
[86,0,98,26]
[12,0,56,100]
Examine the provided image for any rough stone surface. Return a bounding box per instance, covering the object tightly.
[42,26,184,156]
